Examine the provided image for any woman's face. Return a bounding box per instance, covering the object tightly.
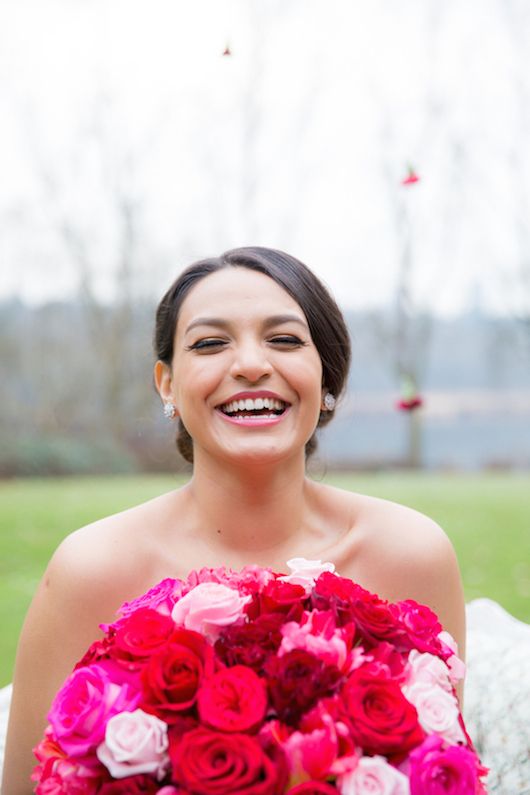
[158,267,325,467]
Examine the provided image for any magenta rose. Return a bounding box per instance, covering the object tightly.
[214,613,285,672]
[47,665,139,758]
[170,727,285,795]
[141,629,215,723]
[265,649,342,725]
[409,735,486,794]
[198,665,268,732]
[393,600,444,656]
[340,667,424,756]
[117,578,185,620]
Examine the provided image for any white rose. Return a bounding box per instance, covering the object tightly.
[97,709,169,780]
[338,755,410,795]
[279,557,336,593]
[403,682,465,744]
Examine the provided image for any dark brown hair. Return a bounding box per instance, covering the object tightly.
[154,246,351,462]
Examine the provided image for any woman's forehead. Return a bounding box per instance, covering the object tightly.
[177,267,307,328]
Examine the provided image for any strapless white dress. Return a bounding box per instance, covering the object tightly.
[1,599,529,792]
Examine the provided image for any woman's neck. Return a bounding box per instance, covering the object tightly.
[184,451,313,558]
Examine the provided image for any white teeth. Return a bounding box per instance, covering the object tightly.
[219,397,287,414]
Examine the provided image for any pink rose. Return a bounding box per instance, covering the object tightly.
[438,631,466,684]
[279,558,336,594]
[405,651,452,692]
[402,682,464,745]
[283,712,338,782]
[96,708,169,779]
[279,611,348,670]
[47,665,139,758]
[187,564,275,593]
[171,582,251,641]
[338,755,410,795]
[112,578,185,623]
[409,735,485,794]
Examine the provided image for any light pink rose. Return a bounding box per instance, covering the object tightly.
[96,708,169,779]
[402,682,465,744]
[405,651,452,692]
[279,558,336,594]
[279,611,348,669]
[338,755,410,795]
[47,665,139,758]
[171,582,251,641]
[437,630,466,684]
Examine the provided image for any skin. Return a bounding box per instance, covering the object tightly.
[2,267,466,793]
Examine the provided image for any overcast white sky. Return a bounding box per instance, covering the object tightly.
[1,0,530,314]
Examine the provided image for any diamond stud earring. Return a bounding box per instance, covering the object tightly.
[323,392,336,411]
[163,402,178,419]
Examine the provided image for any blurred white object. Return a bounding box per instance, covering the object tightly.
[464,598,530,794]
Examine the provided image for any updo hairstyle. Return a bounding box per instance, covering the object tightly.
[154,246,351,463]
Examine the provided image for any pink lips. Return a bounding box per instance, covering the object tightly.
[216,407,291,427]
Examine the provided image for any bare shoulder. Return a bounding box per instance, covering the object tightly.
[3,492,180,792]
[322,485,465,655]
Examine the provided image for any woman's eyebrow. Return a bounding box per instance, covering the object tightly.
[184,314,308,335]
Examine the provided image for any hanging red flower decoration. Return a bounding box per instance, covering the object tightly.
[396,395,423,412]
[396,376,424,412]
[401,166,420,186]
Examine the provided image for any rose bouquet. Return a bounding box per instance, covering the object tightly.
[33,559,487,794]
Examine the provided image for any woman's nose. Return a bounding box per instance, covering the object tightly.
[229,341,273,383]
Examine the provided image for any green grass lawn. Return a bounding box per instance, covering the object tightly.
[1,472,529,686]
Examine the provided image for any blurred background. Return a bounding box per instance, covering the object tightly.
[0,0,529,683]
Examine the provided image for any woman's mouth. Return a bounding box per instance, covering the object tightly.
[216,396,290,424]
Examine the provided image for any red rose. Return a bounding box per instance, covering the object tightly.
[215,613,284,672]
[340,667,424,756]
[255,580,307,621]
[393,600,443,655]
[141,629,215,723]
[287,784,337,794]
[99,774,159,794]
[313,575,405,646]
[265,650,342,726]
[198,665,268,733]
[311,573,367,626]
[170,727,284,795]
[110,608,176,665]
[74,636,114,669]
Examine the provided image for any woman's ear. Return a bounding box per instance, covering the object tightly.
[154,360,173,403]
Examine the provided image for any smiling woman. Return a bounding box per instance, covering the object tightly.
[2,247,470,793]
[153,247,351,464]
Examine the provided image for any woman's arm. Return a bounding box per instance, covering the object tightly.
[1,532,123,794]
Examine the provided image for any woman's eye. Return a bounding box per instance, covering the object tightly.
[269,335,305,347]
[188,339,227,351]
